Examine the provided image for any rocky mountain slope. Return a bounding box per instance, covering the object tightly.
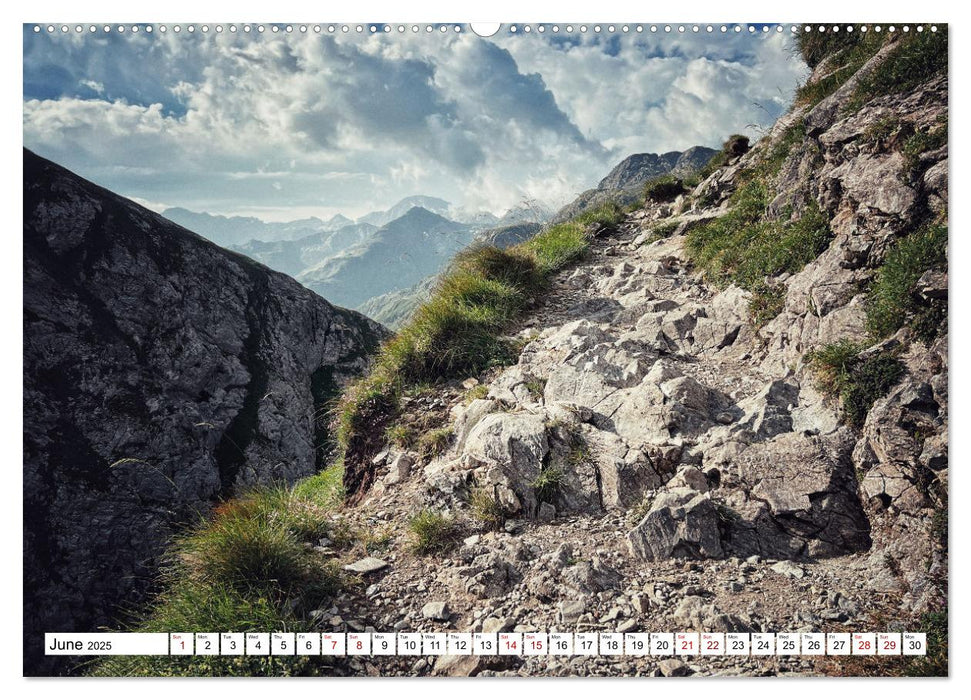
[297,207,476,309]
[23,149,386,675]
[352,147,714,332]
[76,29,947,679]
[294,32,946,677]
[555,147,717,222]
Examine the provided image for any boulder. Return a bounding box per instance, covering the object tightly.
[627,488,724,561]
[463,412,549,512]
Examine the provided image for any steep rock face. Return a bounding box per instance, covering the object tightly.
[23,149,386,674]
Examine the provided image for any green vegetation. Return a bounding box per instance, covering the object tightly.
[794,27,948,112]
[794,32,884,107]
[685,179,832,292]
[849,28,948,111]
[651,221,679,239]
[417,426,454,458]
[905,608,948,676]
[902,117,948,173]
[89,485,342,676]
[524,378,547,401]
[807,340,904,427]
[643,175,685,202]
[866,224,947,341]
[862,115,901,146]
[174,488,339,601]
[335,202,624,494]
[469,486,507,530]
[291,465,345,508]
[407,508,459,555]
[759,121,808,178]
[385,422,416,448]
[531,465,565,504]
[749,283,787,328]
[463,383,490,403]
[796,28,871,69]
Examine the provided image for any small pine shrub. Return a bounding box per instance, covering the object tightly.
[903,608,948,677]
[644,175,685,203]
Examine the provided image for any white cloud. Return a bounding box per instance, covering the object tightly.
[23,28,808,219]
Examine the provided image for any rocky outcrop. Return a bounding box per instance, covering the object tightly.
[554,147,716,222]
[23,149,386,674]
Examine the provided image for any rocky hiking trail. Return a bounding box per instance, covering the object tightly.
[317,200,921,677]
[293,43,950,677]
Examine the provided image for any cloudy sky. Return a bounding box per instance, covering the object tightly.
[23,24,809,221]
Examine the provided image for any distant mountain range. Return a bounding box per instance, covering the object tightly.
[297,207,477,309]
[162,207,353,247]
[357,195,451,228]
[230,222,378,279]
[161,147,714,328]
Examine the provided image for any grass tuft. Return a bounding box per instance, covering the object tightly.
[749,282,787,328]
[866,224,947,341]
[88,483,343,676]
[531,466,565,504]
[417,426,454,459]
[901,117,948,173]
[685,179,832,291]
[469,486,507,531]
[407,509,459,555]
[848,28,948,112]
[795,33,885,108]
[807,341,904,427]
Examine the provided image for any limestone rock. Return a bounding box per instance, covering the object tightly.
[627,489,724,561]
[344,557,390,574]
[421,601,451,621]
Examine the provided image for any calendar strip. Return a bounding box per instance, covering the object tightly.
[44,632,927,657]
